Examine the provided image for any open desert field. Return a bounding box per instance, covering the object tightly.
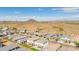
[0,20,79,42]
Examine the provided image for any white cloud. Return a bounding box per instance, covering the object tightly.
[70,14,79,18]
[61,7,79,13]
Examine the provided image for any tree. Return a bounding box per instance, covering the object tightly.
[55,38,60,41]
[74,41,79,47]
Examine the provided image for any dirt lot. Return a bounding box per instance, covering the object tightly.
[57,45,79,51]
[48,41,61,51]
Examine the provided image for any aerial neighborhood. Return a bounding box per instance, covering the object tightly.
[0,25,79,51]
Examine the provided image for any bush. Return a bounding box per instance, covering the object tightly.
[55,38,60,41]
[59,27,64,31]
[74,41,79,47]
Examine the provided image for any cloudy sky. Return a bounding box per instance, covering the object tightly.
[0,7,79,21]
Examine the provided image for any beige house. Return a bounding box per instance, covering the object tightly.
[33,38,48,50]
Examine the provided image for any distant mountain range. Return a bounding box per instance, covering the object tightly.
[0,18,79,23]
[26,19,37,22]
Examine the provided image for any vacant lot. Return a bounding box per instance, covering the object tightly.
[57,45,79,51]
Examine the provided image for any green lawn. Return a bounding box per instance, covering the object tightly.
[31,48,39,51]
[22,44,31,48]
[22,44,39,51]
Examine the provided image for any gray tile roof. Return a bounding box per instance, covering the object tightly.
[17,38,27,43]
[13,48,28,51]
[0,43,18,51]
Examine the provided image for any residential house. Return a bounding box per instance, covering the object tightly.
[57,34,70,43]
[26,36,39,46]
[34,38,48,50]
[17,28,27,34]
[8,34,27,42]
[0,43,19,51]
[17,38,27,44]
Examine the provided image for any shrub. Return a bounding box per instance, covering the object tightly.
[59,27,64,31]
[74,41,79,47]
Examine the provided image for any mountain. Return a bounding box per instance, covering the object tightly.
[26,19,37,23]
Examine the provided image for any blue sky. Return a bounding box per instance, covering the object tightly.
[0,7,79,21]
